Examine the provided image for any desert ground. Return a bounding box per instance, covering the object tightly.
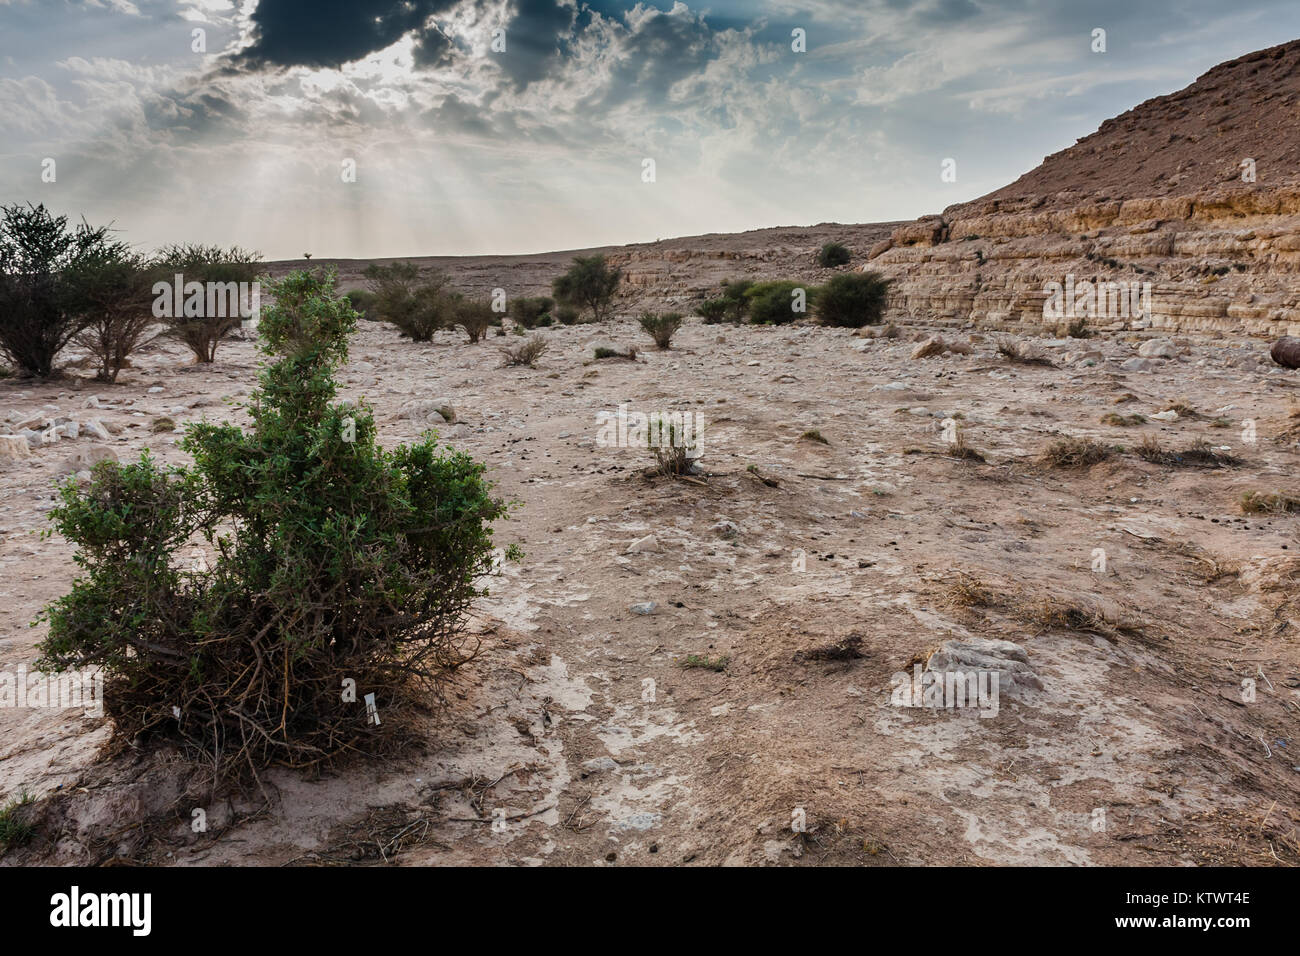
[2,291,1299,866]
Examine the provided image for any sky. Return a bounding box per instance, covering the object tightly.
[2,0,1299,260]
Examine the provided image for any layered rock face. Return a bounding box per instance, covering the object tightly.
[865,39,1300,336]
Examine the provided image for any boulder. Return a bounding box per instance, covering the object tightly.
[1270,336,1300,369]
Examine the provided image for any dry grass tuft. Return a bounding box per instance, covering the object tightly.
[499,335,549,367]
[1241,491,1300,514]
[1138,435,1241,468]
[1039,436,1112,468]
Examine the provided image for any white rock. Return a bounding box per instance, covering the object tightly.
[82,419,112,441]
[626,533,660,554]
[0,435,32,462]
[1138,338,1177,359]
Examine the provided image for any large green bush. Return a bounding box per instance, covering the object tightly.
[816,242,851,268]
[37,270,514,779]
[363,261,453,342]
[0,202,120,377]
[745,280,808,325]
[552,255,622,322]
[815,271,892,327]
[153,243,263,363]
[509,296,554,329]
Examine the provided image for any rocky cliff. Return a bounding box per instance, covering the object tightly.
[865,39,1300,336]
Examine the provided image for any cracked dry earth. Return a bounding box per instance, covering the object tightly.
[3,317,1300,866]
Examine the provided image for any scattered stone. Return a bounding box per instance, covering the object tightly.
[0,435,32,462]
[1138,338,1178,359]
[82,419,112,441]
[911,336,947,359]
[626,533,660,554]
[400,399,457,424]
[630,602,657,615]
[1120,357,1152,372]
[926,637,1042,693]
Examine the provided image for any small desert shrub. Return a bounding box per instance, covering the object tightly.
[555,305,580,325]
[745,280,807,325]
[639,311,683,349]
[800,429,829,444]
[344,289,378,320]
[364,261,454,342]
[816,241,851,268]
[696,299,729,324]
[0,792,34,850]
[1040,437,1112,468]
[552,255,621,322]
[499,334,548,367]
[455,299,495,343]
[155,242,263,363]
[509,296,554,330]
[815,271,892,328]
[150,416,175,433]
[36,269,513,781]
[715,279,754,322]
[945,428,986,462]
[1241,491,1300,514]
[1065,317,1092,338]
[646,412,702,477]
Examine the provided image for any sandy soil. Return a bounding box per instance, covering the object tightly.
[2,311,1299,866]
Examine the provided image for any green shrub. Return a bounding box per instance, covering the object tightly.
[36,269,513,780]
[695,299,729,324]
[814,271,892,328]
[638,311,683,349]
[719,279,754,322]
[816,242,851,268]
[555,305,580,325]
[455,299,494,343]
[552,255,622,322]
[363,261,453,342]
[64,246,158,382]
[745,280,807,325]
[0,202,123,377]
[344,288,378,320]
[154,243,263,363]
[509,296,554,329]
[0,793,34,851]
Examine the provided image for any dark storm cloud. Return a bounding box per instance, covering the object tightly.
[233,0,462,70]
[495,0,579,88]
[231,0,577,85]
